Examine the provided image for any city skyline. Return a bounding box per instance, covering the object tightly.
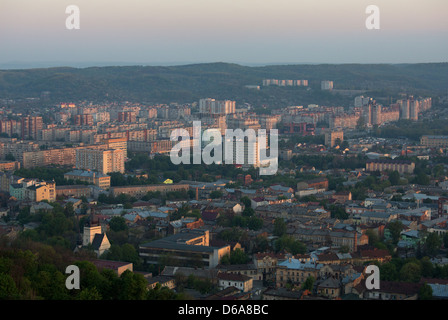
[1,0,447,68]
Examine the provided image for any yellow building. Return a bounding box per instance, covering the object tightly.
[366,159,415,174]
[101,137,128,157]
[325,130,344,147]
[25,181,56,202]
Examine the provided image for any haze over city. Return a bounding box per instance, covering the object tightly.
[1,0,447,68]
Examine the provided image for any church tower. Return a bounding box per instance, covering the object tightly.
[82,209,102,246]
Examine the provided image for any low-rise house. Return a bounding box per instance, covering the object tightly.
[399,207,432,222]
[262,287,304,300]
[363,280,422,300]
[276,258,324,288]
[161,266,220,284]
[29,202,54,214]
[253,252,285,283]
[217,272,253,293]
[341,271,364,297]
[91,259,133,276]
[353,211,397,225]
[147,275,176,290]
[420,278,448,300]
[217,263,262,281]
[350,247,392,265]
[205,286,251,300]
[317,277,341,299]
[319,264,356,280]
[331,191,352,203]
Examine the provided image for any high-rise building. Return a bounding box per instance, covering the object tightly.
[118,111,137,123]
[76,148,125,174]
[0,119,20,138]
[74,114,94,126]
[321,81,334,90]
[325,130,344,147]
[354,96,372,108]
[399,99,410,120]
[199,98,235,115]
[371,104,382,126]
[410,99,419,121]
[100,137,128,158]
[21,116,43,140]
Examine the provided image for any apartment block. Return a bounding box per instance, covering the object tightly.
[199,98,236,115]
[21,116,43,140]
[76,148,125,174]
[366,159,415,174]
[109,183,189,198]
[64,169,111,189]
[0,140,40,162]
[22,146,83,168]
[321,81,334,90]
[325,130,344,147]
[420,135,448,148]
[25,181,56,202]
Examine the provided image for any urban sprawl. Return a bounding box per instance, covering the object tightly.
[2,78,448,301]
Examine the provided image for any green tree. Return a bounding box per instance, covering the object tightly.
[247,216,264,231]
[418,282,433,300]
[387,220,404,244]
[301,276,315,292]
[240,196,251,208]
[109,216,128,232]
[414,172,430,185]
[77,287,102,300]
[220,248,250,265]
[273,218,287,237]
[118,270,147,300]
[400,262,422,283]
[210,190,223,199]
[365,229,380,246]
[420,257,435,278]
[64,202,75,217]
[379,262,398,281]
[388,171,400,185]
[0,273,19,299]
[242,207,255,217]
[424,232,442,257]
[444,233,448,249]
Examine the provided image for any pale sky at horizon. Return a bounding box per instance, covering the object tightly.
[0,0,447,67]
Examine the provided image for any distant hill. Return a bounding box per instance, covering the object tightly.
[0,62,447,107]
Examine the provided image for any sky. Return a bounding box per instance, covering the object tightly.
[0,0,447,68]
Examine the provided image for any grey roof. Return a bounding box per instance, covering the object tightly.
[429,284,448,298]
[91,233,106,250]
[318,277,340,288]
[65,169,109,178]
[140,230,228,253]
